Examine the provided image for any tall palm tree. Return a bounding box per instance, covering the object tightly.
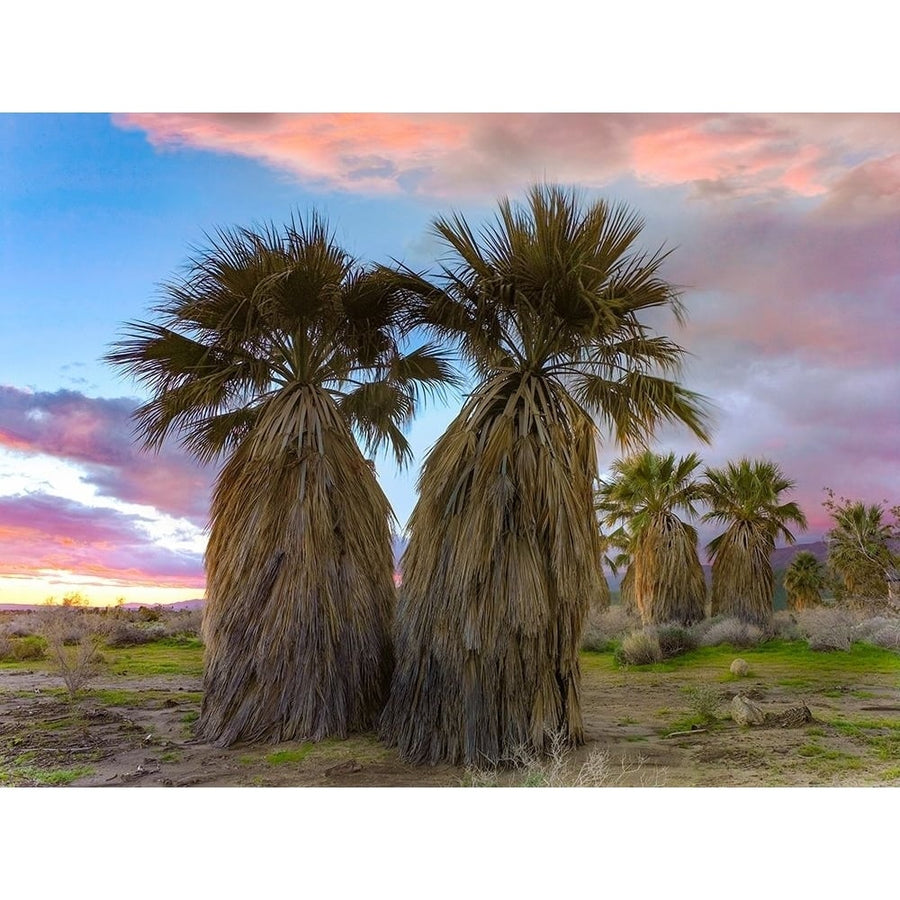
[597,450,707,625]
[380,185,712,766]
[107,215,455,747]
[783,551,826,610]
[824,496,894,602]
[702,458,807,629]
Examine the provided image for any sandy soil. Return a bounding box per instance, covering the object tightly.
[2,659,899,787]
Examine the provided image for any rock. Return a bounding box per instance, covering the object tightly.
[730,658,750,677]
[731,694,765,726]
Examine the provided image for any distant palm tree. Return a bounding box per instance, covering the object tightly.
[380,185,712,766]
[825,496,894,602]
[703,458,807,629]
[783,551,826,610]
[600,523,637,616]
[107,215,454,746]
[598,450,707,625]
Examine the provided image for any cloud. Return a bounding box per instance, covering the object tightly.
[0,386,213,524]
[0,493,204,588]
[116,113,900,213]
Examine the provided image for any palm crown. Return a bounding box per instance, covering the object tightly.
[406,184,711,445]
[107,214,456,467]
[597,450,705,541]
[703,458,807,554]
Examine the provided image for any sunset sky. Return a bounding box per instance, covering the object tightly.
[1,112,898,605]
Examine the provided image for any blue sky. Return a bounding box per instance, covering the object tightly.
[1,112,898,604]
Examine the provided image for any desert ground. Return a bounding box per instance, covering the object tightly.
[2,619,899,787]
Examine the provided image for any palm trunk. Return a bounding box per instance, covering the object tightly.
[198,387,395,746]
[634,514,706,625]
[380,374,608,766]
[709,524,774,629]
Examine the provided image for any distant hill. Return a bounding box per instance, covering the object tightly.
[120,598,205,611]
[0,598,205,613]
[770,541,828,570]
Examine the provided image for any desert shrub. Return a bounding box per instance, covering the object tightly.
[581,606,639,652]
[12,635,47,660]
[868,625,900,651]
[684,683,720,724]
[616,630,663,666]
[851,616,898,644]
[106,622,165,647]
[4,614,40,638]
[0,635,13,661]
[160,609,203,640]
[799,608,855,652]
[40,610,104,695]
[771,610,803,642]
[581,628,614,652]
[650,623,698,658]
[697,617,764,649]
[137,605,162,622]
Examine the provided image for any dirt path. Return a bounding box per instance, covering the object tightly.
[2,659,899,787]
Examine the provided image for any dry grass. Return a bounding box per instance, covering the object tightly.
[463,730,664,787]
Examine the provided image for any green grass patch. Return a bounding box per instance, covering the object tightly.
[0,765,94,786]
[102,640,204,677]
[582,640,900,679]
[264,744,313,766]
[84,688,202,708]
[822,716,900,761]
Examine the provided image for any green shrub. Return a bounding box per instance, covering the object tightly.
[684,684,720,724]
[107,622,165,647]
[13,635,47,660]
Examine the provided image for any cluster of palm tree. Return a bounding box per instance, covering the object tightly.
[597,453,808,629]
[109,184,716,766]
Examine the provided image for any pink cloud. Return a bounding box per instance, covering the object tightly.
[0,387,213,524]
[0,494,205,588]
[116,113,900,211]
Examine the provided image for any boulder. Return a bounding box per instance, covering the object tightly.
[730,658,750,677]
[731,694,765,726]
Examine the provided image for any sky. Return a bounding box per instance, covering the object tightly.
[1,111,898,606]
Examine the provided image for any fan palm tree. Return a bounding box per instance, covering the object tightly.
[107,215,455,747]
[703,458,807,629]
[783,551,826,610]
[597,450,707,625]
[379,185,712,766]
[825,497,894,602]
